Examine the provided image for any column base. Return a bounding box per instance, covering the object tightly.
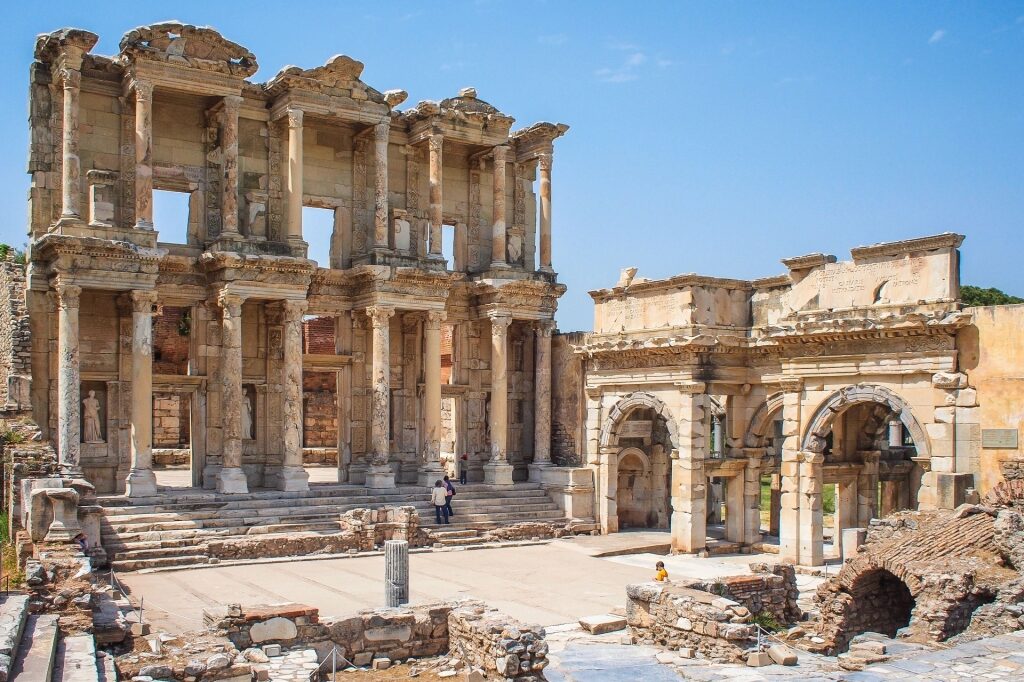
[417,462,446,487]
[483,461,515,486]
[216,466,250,494]
[365,465,396,490]
[538,265,554,274]
[279,466,310,492]
[125,468,158,497]
[60,463,85,480]
[528,462,552,483]
[489,261,510,270]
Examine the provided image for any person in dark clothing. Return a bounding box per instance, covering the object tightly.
[459,454,468,485]
[431,480,450,524]
[443,474,456,517]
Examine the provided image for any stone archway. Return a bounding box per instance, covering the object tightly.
[827,566,917,652]
[801,384,930,457]
[744,392,785,449]
[599,391,679,451]
[616,448,657,528]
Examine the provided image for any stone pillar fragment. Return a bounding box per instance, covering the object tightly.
[280,300,310,491]
[59,66,83,222]
[286,108,304,244]
[373,122,390,251]
[217,293,248,494]
[57,284,82,477]
[419,311,446,485]
[489,145,509,269]
[384,539,409,607]
[888,421,903,448]
[671,387,707,553]
[366,306,396,488]
[798,451,824,566]
[125,290,159,497]
[134,80,154,229]
[537,152,553,272]
[220,95,243,237]
[428,133,443,258]
[484,314,514,485]
[529,320,554,482]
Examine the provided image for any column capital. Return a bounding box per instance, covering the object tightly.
[56,284,82,310]
[130,290,159,314]
[492,144,510,164]
[286,107,304,128]
[223,94,244,115]
[489,313,513,339]
[534,319,555,337]
[777,376,803,393]
[374,121,391,137]
[218,291,245,315]
[428,133,444,153]
[366,305,396,328]
[282,299,308,323]
[425,310,447,328]
[131,79,154,101]
[799,451,826,465]
[58,66,81,89]
[537,151,553,172]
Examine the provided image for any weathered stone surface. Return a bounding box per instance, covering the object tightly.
[578,614,626,634]
[249,617,298,643]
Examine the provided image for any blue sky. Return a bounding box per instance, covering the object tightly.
[2,1,1022,331]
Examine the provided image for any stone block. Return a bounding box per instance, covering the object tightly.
[747,651,772,667]
[768,644,797,665]
[578,614,626,634]
[371,657,391,670]
[352,652,373,666]
[841,528,867,562]
[935,473,974,510]
[261,644,282,658]
[250,617,298,643]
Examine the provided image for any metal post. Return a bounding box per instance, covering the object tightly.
[384,539,409,607]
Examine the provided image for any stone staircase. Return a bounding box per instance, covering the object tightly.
[0,594,102,682]
[98,482,576,571]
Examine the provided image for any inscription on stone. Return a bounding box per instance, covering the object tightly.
[618,421,653,439]
[982,429,1018,449]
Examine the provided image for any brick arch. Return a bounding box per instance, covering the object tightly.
[599,391,679,451]
[801,384,930,457]
[826,557,919,652]
[744,392,785,448]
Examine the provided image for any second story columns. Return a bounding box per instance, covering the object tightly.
[537,152,553,272]
[373,122,391,252]
[133,80,154,230]
[286,108,304,244]
[428,133,444,258]
[220,95,243,237]
[490,145,510,269]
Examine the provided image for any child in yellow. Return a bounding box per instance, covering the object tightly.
[654,560,668,582]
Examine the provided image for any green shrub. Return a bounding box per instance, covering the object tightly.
[749,610,780,632]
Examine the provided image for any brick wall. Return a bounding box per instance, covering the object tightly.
[303,316,335,354]
[0,257,30,408]
[303,372,337,447]
[153,306,190,375]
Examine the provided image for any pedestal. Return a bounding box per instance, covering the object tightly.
[217,466,249,494]
[417,462,446,487]
[365,465,397,490]
[125,468,158,497]
[528,462,552,483]
[279,466,310,492]
[483,461,514,486]
[44,488,81,542]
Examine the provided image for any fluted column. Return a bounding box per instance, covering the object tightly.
[366,305,396,488]
[484,314,514,485]
[538,152,553,272]
[134,80,154,230]
[59,66,83,223]
[217,293,248,494]
[125,290,159,497]
[56,284,82,477]
[280,299,310,491]
[489,145,509,269]
[220,95,243,237]
[373,122,391,251]
[286,108,304,244]
[419,311,446,485]
[529,320,554,482]
[428,134,444,258]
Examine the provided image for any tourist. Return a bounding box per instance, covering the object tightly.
[443,474,456,517]
[431,480,450,525]
[654,561,668,582]
[73,532,88,552]
[459,453,468,485]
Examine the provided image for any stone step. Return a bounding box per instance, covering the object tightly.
[429,529,481,539]
[0,593,30,679]
[110,554,211,571]
[52,634,99,682]
[10,614,59,682]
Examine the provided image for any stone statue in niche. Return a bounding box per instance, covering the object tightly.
[507,233,523,266]
[82,390,103,443]
[242,390,254,440]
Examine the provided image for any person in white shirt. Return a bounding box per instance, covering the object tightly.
[431,480,450,525]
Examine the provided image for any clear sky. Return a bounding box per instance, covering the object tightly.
[2,1,1022,331]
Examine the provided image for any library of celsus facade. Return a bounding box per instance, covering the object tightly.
[23,23,567,496]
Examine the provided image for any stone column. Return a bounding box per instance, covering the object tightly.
[373,122,390,251]
[286,108,304,244]
[59,66,84,223]
[743,451,765,546]
[427,133,444,258]
[220,95,243,237]
[489,145,509,269]
[778,382,803,563]
[529,320,554,482]
[384,539,409,607]
[888,421,903,448]
[724,472,745,543]
[858,451,880,526]
[484,314,514,485]
[671,384,707,553]
[537,152,553,272]
[798,451,825,566]
[217,293,248,494]
[419,311,446,485]
[134,80,154,230]
[366,305,396,488]
[56,284,83,477]
[280,300,310,491]
[836,478,858,538]
[125,290,159,497]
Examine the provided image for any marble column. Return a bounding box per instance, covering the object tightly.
[59,66,83,223]
[134,80,154,229]
[489,145,509,269]
[217,293,248,494]
[56,284,83,477]
[125,290,159,497]
[537,152,553,272]
[373,122,390,251]
[286,108,304,244]
[366,305,396,488]
[220,95,243,237]
[529,320,554,482]
[427,134,444,258]
[798,451,825,566]
[484,314,514,485]
[888,421,903,448]
[280,300,310,491]
[419,310,446,485]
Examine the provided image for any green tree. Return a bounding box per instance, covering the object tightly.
[961,285,1024,307]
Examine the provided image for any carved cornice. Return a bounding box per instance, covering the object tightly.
[117,23,257,77]
[850,232,965,261]
[35,28,99,64]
